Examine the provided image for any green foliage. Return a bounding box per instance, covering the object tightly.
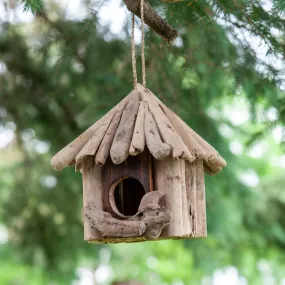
[21,0,44,14]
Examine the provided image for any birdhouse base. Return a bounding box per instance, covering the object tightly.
[86,234,207,244]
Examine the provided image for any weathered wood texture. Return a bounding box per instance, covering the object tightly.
[102,149,153,219]
[138,85,194,162]
[110,91,140,164]
[180,160,192,235]
[129,101,147,156]
[144,107,171,160]
[84,192,171,239]
[76,113,114,163]
[142,83,226,174]
[184,159,207,237]
[195,159,207,237]
[52,84,226,175]
[95,104,126,166]
[154,157,191,237]
[51,95,129,171]
[130,191,171,239]
[185,161,197,235]
[154,157,207,238]
[82,156,103,241]
[84,206,146,237]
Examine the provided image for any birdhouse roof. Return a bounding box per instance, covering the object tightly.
[51,84,226,175]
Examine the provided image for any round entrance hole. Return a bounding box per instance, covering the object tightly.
[109,177,145,217]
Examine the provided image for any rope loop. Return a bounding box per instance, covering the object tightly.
[131,13,138,89]
[131,0,146,89]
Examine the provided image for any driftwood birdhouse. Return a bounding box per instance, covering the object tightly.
[51,84,226,243]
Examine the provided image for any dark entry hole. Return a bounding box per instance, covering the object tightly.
[113,178,145,216]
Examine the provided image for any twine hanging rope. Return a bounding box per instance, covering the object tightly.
[140,0,146,87]
[131,13,138,90]
[131,0,146,89]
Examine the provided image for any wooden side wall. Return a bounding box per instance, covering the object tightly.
[82,156,103,241]
[154,158,207,238]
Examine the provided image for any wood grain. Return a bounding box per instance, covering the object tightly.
[129,101,147,156]
[110,90,140,164]
[154,157,191,237]
[82,156,103,241]
[138,84,194,162]
[144,107,171,160]
[195,159,207,237]
[51,95,129,171]
[102,149,153,219]
[95,104,126,166]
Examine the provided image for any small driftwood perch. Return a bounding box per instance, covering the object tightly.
[129,191,171,239]
[84,191,171,239]
[124,0,178,43]
[84,207,146,237]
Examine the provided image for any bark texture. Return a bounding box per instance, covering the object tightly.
[124,0,178,42]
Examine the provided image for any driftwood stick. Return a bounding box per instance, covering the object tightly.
[137,191,164,212]
[144,108,171,160]
[138,84,194,162]
[110,91,140,164]
[85,191,170,239]
[51,95,129,171]
[124,0,178,43]
[158,103,206,159]
[84,205,146,237]
[130,192,171,239]
[141,207,171,239]
[172,111,226,174]
[129,101,147,156]
[150,89,226,174]
[95,103,127,166]
[75,112,115,163]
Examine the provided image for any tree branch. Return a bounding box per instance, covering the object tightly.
[124,0,178,43]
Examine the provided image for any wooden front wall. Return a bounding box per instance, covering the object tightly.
[82,154,207,243]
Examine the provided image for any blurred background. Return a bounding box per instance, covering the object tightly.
[0,0,285,284]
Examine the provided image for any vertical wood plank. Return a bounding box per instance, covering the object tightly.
[82,156,103,241]
[185,161,197,236]
[180,160,191,236]
[195,159,207,237]
[154,157,191,237]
